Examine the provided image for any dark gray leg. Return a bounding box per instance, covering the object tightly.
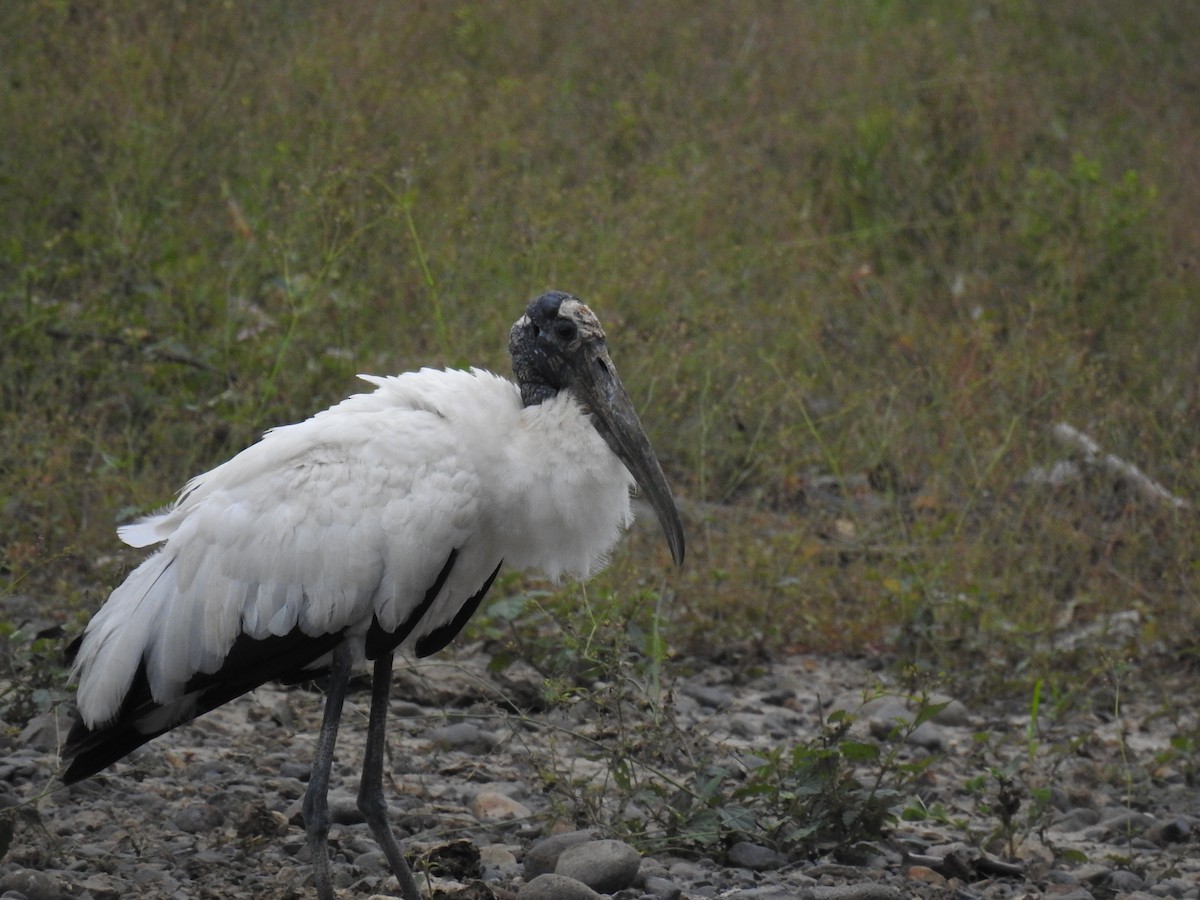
[357,652,423,900]
[303,641,354,900]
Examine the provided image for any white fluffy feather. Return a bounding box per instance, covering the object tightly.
[72,367,635,728]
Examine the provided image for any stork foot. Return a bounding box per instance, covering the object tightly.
[302,642,355,900]
[358,652,423,900]
[359,785,422,900]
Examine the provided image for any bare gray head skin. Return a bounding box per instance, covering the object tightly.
[509,291,685,566]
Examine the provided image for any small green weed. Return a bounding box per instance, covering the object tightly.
[664,703,936,859]
[961,764,1055,860]
[0,620,69,728]
[483,587,943,861]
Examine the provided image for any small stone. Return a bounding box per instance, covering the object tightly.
[907,865,946,884]
[638,857,671,879]
[860,696,948,749]
[811,885,904,900]
[555,839,641,893]
[279,760,311,781]
[1098,809,1156,834]
[1146,816,1190,844]
[429,721,498,753]
[730,713,764,738]
[1043,887,1095,900]
[73,873,124,896]
[726,841,785,871]
[470,790,532,822]
[17,707,73,754]
[1153,877,1199,898]
[1073,863,1116,886]
[667,860,709,881]
[327,790,365,825]
[523,830,596,879]
[173,803,224,833]
[353,849,388,874]
[643,874,683,899]
[479,843,521,879]
[0,868,64,900]
[680,681,734,710]
[859,695,913,725]
[929,697,971,726]
[1045,869,1082,885]
[1051,808,1101,832]
[518,873,602,900]
[1107,870,1145,892]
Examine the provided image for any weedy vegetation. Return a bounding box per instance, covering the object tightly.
[2,0,1198,868]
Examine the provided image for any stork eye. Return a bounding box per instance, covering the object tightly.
[554,319,577,341]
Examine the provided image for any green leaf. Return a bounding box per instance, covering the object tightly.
[901,803,927,821]
[485,594,535,623]
[911,701,950,729]
[839,740,881,762]
[485,649,519,673]
[717,804,758,835]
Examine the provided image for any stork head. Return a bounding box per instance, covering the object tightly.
[510,292,685,566]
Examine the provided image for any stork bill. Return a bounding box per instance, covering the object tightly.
[61,291,684,900]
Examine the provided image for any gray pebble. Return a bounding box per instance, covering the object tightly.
[929,698,971,726]
[1052,808,1101,831]
[16,708,73,754]
[1045,869,1082,884]
[668,859,709,880]
[1108,870,1146,892]
[1098,809,1157,833]
[352,848,387,874]
[730,713,764,738]
[1151,877,1199,897]
[643,874,683,899]
[0,869,64,900]
[429,721,498,753]
[861,696,947,749]
[681,682,734,710]
[327,789,365,825]
[279,760,311,780]
[555,839,641,893]
[172,802,224,833]
[812,885,905,900]
[726,840,786,871]
[1146,816,1191,844]
[479,843,521,880]
[638,857,671,879]
[518,873,602,900]
[1074,863,1118,886]
[523,829,596,878]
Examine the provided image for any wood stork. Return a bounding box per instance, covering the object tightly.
[61,291,684,900]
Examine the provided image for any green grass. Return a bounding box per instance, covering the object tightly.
[2,1,1198,708]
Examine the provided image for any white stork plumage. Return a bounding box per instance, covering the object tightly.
[62,291,684,900]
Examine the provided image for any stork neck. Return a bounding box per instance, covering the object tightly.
[519,381,559,408]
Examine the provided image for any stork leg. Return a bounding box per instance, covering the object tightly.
[357,651,422,900]
[302,641,354,900]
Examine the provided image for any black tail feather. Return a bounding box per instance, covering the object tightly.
[62,627,346,784]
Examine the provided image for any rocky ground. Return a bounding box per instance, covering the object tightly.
[3,645,1198,900]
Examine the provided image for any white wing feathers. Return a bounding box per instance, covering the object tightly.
[72,366,639,730]
[73,369,510,728]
